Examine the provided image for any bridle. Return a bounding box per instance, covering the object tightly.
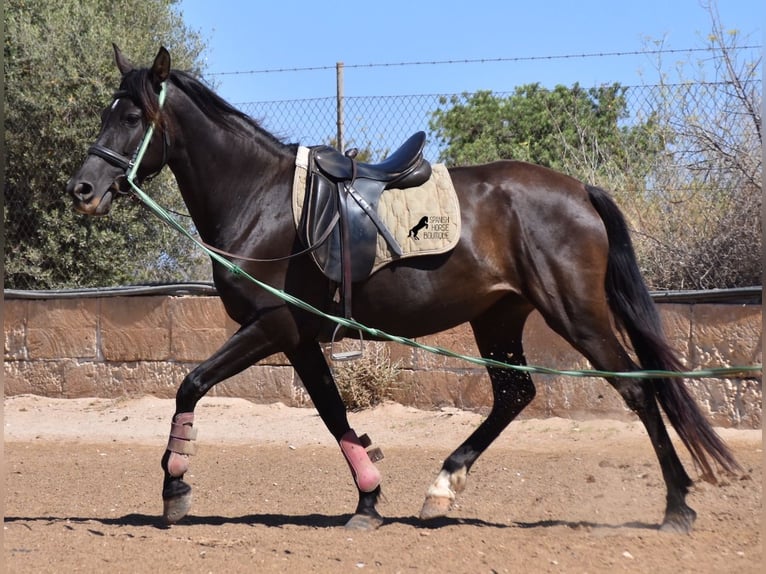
[86,82,170,190]
[88,80,337,264]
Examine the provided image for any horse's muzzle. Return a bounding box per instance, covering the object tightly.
[67,179,115,216]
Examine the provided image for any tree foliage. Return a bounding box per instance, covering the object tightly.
[429,84,666,188]
[427,5,761,290]
[4,0,209,288]
[625,2,762,290]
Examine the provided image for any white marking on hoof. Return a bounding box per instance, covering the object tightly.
[420,495,453,520]
[163,492,192,525]
[448,466,468,494]
[420,467,468,519]
[425,467,467,498]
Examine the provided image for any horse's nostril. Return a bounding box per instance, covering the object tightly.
[71,181,94,201]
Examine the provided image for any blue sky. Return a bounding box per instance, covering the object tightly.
[176,0,761,105]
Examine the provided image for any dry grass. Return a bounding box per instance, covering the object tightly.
[328,342,403,411]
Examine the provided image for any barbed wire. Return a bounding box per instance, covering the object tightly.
[203,45,763,77]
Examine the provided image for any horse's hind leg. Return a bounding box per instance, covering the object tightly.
[420,298,535,520]
[538,302,696,532]
[608,374,696,532]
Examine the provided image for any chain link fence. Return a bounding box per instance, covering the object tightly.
[5,75,761,289]
[240,81,760,177]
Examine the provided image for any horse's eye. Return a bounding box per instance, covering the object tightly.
[123,113,142,127]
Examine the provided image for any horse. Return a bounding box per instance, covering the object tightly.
[408,216,429,239]
[66,45,740,533]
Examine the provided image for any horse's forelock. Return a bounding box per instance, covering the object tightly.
[117,69,163,126]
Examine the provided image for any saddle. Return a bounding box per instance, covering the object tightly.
[299,131,432,354]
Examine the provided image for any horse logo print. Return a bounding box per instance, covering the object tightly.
[408,216,429,240]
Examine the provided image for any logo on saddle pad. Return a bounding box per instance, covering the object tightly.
[408,215,452,241]
[408,216,428,239]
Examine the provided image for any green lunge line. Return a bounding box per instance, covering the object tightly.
[128,174,761,382]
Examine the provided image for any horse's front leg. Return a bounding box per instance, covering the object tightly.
[162,320,284,524]
[287,341,384,530]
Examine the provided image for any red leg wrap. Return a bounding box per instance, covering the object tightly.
[339,429,382,493]
[167,412,196,478]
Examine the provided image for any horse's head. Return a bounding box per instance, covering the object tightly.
[66,45,170,215]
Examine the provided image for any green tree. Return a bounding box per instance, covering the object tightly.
[428,83,666,190]
[4,0,209,289]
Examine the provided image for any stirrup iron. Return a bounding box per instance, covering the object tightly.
[330,322,364,361]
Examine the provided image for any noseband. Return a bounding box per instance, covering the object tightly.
[87,82,169,188]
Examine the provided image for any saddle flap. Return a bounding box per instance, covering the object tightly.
[301,171,340,279]
[301,170,379,284]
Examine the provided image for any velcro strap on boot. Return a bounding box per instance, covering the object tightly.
[167,436,197,455]
[166,412,197,477]
[170,421,198,441]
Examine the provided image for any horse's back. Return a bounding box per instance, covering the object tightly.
[448,159,609,254]
[449,159,593,203]
[353,159,611,336]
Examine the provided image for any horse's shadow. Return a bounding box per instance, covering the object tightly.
[5,513,659,532]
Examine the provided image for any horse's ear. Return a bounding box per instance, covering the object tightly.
[150,46,171,89]
[113,44,133,75]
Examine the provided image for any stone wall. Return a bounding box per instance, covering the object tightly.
[3,296,762,428]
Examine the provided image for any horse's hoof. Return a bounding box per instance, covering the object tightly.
[344,513,384,531]
[419,495,453,520]
[659,506,697,534]
[163,492,193,525]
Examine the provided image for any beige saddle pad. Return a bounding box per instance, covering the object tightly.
[292,146,461,274]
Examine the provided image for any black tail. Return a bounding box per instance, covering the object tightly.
[586,185,741,480]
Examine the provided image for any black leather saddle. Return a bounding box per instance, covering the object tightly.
[299,131,432,334]
[312,131,431,187]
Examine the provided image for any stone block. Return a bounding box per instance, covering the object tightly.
[689,304,762,369]
[658,304,694,367]
[170,296,234,362]
[541,376,629,421]
[101,297,170,361]
[26,299,99,359]
[4,360,66,396]
[4,300,28,360]
[212,365,300,404]
[523,312,592,372]
[60,360,100,398]
[395,370,465,410]
[171,328,230,362]
[101,361,178,398]
[170,296,229,330]
[414,327,479,370]
[733,378,763,428]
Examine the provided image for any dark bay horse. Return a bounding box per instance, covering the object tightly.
[66,46,740,533]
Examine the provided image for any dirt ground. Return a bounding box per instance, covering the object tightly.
[4,394,762,573]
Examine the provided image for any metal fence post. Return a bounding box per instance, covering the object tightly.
[336,61,344,153]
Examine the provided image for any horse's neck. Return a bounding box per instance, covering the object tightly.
[168,116,294,244]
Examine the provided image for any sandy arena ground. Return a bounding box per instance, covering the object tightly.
[4,395,762,573]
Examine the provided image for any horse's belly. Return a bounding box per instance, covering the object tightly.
[352,263,512,338]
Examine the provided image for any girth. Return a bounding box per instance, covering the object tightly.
[299,131,432,341]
